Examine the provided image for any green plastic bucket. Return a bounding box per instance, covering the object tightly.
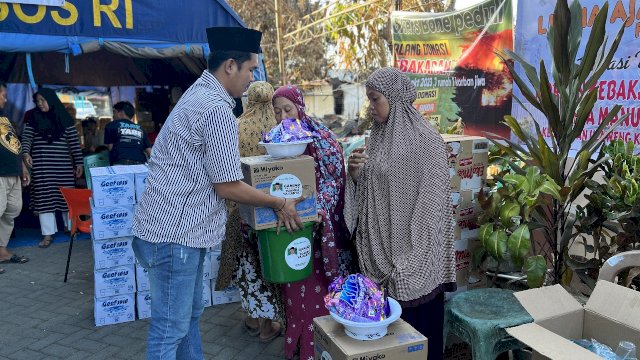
[256,222,314,284]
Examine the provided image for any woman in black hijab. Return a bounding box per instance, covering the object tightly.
[21,88,83,248]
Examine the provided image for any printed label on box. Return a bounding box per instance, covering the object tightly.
[135,263,150,292]
[94,265,136,298]
[136,291,151,320]
[270,173,302,198]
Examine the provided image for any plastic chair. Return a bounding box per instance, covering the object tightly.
[598,250,640,283]
[443,288,533,359]
[83,152,109,189]
[59,187,93,282]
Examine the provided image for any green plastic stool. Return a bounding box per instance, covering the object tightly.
[83,151,109,189]
[443,288,533,360]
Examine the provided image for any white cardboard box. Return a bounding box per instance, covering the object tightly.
[507,281,640,360]
[203,279,212,308]
[136,291,151,320]
[89,167,136,207]
[94,265,136,298]
[127,164,149,202]
[135,262,150,292]
[94,293,136,327]
[90,201,135,240]
[210,250,221,280]
[202,252,212,280]
[211,285,241,305]
[92,236,135,270]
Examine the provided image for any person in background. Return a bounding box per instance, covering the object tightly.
[81,117,102,154]
[21,88,83,249]
[345,68,456,360]
[146,121,162,145]
[0,82,30,273]
[104,101,151,165]
[272,85,354,360]
[215,81,282,342]
[130,27,303,360]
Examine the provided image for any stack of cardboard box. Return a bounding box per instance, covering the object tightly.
[442,135,490,296]
[89,165,144,326]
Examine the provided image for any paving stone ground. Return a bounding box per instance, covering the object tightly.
[0,238,286,360]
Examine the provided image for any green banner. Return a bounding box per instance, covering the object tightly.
[391,0,513,138]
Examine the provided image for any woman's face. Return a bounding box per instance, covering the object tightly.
[273,97,298,122]
[366,87,390,124]
[36,94,50,113]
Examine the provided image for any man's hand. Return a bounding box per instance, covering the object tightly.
[274,197,304,234]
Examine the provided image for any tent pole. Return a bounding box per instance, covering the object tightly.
[274,0,286,85]
[25,53,37,90]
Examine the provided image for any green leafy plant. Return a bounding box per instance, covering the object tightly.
[488,0,628,284]
[573,140,640,288]
[477,166,561,288]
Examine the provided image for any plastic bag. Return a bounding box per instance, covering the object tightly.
[573,339,637,360]
[324,273,389,323]
[262,118,317,143]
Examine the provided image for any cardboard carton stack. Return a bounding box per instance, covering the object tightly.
[208,247,241,306]
[442,135,490,296]
[89,165,144,326]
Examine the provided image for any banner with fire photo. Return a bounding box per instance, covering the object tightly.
[513,0,640,155]
[391,0,514,138]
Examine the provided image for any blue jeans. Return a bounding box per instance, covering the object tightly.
[132,237,206,360]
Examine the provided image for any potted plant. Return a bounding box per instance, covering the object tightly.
[489,0,628,284]
[477,166,561,288]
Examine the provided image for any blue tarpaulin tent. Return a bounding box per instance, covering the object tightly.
[0,0,266,86]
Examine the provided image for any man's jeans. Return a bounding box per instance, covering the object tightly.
[132,237,206,360]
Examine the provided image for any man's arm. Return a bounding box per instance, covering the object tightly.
[214,181,302,233]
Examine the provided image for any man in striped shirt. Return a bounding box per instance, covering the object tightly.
[131,27,302,360]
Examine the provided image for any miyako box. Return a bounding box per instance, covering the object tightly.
[313,316,428,360]
[92,236,135,270]
[94,293,135,326]
[89,167,135,207]
[239,155,318,230]
[90,200,135,240]
[94,265,136,298]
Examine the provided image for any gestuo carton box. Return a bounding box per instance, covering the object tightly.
[202,252,212,280]
[89,166,136,207]
[239,155,318,230]
[442,134,489,191]
[210,249,221,280]
[313,316,428,360]
[92,236,135,270]
[202,279,212,308]
[94,265,136,298]
[135,262,150,292]
[136,291,151,320]
[211,285,241,306]
[127,164,149,202]
[94,293,135,327]
[90,200,135,240]
[506,280,640,360]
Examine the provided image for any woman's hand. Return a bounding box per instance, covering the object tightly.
[347,147,368,182]
[22,154,32,168]
[21,163,30,187]
[75,165,84,179]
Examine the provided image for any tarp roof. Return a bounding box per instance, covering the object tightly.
[0,0,266,87]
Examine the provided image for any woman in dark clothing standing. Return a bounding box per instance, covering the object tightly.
[21,88,83,248]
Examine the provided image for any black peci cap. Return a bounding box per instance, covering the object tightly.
[206,27,262,53]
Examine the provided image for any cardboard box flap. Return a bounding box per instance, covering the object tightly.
[585,280,640,331]
[506,323,601,360]
[514,284,583,321]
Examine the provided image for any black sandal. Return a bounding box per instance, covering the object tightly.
[38,237,53,248]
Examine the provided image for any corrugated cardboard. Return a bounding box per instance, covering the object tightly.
[94,293,135,327]
[313,316,428,360]
[89,166,136,207]
[442,135,489,191]
[239,155,318,230]
[507,281,640,359]
[92,236,135,270]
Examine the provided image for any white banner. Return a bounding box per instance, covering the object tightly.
[514,0,640,153]
[1,0,64,5]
